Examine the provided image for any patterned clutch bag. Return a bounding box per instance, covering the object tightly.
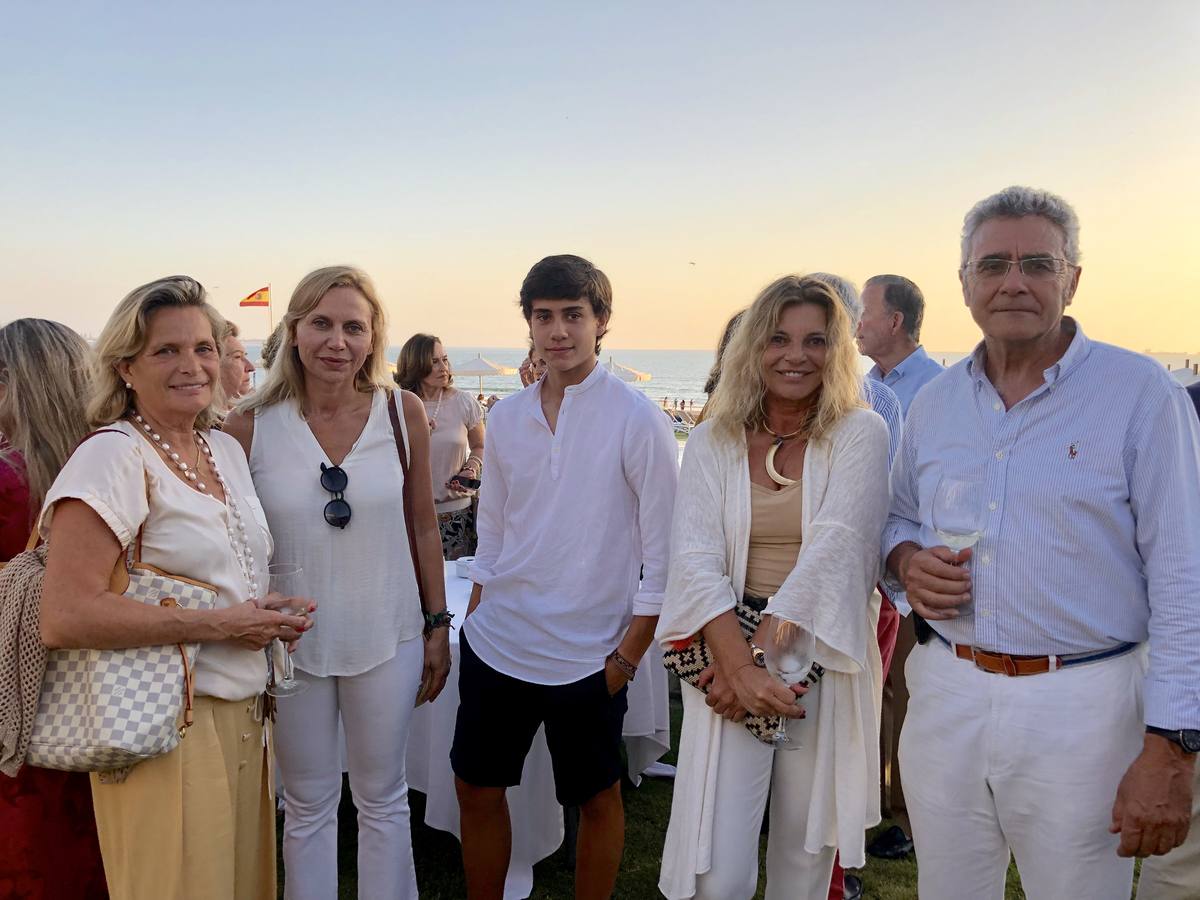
[26,560,217,777]
[662,599,784,745]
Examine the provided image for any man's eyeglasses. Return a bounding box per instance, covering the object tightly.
[320,463,351,529]
[964,257,1072,280]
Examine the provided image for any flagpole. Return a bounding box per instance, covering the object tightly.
[268,283,274,334]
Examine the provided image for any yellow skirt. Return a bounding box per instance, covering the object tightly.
[90,695,276,900]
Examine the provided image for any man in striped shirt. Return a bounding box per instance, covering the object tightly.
[883,186,1200,899]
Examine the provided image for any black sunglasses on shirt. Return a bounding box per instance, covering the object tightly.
[320,463,351,529]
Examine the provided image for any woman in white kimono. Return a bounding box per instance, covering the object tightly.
[657,275,891,899]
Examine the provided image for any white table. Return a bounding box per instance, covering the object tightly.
[404,561,671,899]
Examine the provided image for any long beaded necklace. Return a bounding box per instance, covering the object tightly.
[131,412,258,596]
[424,387,446,432]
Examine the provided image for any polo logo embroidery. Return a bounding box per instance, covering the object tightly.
[1068,442,1079,459]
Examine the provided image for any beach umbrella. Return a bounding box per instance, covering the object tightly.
[454,355,518,394]
[605,356,652,383]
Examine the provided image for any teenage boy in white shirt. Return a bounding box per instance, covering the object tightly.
[452,254,679,899]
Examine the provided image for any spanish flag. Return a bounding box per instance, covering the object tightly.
[240,286,270,307]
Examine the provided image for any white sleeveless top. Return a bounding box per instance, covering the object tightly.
[249,390,425,677]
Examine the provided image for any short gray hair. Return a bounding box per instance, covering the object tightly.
[961,185,1081,267]
[864,274,925,342]
[809,272,862,325]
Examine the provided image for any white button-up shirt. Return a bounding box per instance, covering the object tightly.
[869,344,945,415]
[467,363,679,684]
[884,321,1200,729]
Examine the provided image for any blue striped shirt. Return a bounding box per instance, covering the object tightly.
[884,321,1200,729]
[869,345,944,415]
[862,377,903,468]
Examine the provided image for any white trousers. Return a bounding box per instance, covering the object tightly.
[1138,762,1200,900]
[685,679,837,900]
[275,637,425,900]
[899,639,1146,900]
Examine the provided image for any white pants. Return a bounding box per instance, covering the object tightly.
[1138,761,1200,900]
[275,637,425,900]
[899,639,1146,900]
[685,679,836,900]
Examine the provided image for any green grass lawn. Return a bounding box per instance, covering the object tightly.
[279,686,1140,899]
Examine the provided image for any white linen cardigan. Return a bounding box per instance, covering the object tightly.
[656,408,890,896]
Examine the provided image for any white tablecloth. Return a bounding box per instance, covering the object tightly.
[404,561,671,899]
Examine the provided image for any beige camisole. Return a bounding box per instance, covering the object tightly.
[744,478,804,598]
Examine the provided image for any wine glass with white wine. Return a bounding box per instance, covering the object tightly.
[931,475,985,616]
[264,563,308,697]
[760,617,815,749]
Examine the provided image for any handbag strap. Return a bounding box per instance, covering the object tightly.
[386,391,430,618]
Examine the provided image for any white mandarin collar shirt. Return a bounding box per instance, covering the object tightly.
[467,362,679,685]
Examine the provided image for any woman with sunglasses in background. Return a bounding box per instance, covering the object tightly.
[394,333,484,560]
[226,266,450,900]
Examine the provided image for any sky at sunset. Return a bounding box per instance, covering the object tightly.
[1,2,1197,353]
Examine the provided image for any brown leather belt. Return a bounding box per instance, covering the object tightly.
[953,644,1057,676]
[937,632,1138,677]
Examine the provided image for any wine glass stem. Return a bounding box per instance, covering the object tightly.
[277,639,296,683]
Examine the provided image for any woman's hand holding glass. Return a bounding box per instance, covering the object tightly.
[216,601,311,652]
[757,615,815,748]
[260,564,314,697]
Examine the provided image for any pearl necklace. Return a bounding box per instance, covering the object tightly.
[425,388,446,432]
[131,413,258,596]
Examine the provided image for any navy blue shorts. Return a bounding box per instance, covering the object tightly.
[450,630,629,806]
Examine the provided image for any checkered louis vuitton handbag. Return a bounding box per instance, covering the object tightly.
[25,554,216,776]
[22,444,218,777]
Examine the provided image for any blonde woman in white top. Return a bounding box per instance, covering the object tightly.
[226,266,450,900]
[656,276,890,899]
[394,333,484,559]
[38,276,310,900]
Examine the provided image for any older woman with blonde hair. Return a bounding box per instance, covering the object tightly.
[0,319,108,898]
[36,276,310,900]
[394,333,484,559]
[225,266,450,900]
[657,275,891,899]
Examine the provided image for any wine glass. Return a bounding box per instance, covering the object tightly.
[264,563,308,697]
[931,475,984,616]
[760,618,815,750]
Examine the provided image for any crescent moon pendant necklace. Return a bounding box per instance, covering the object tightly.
[765,438,798,487]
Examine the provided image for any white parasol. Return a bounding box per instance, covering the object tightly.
[454,355,518,395]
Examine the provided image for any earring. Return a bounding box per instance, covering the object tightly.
[124,382,132,389]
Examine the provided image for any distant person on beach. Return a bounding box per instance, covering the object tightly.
[0,319,108,899]
[394,332,485,560]
[1138,381,1200,899]
[226,267,450,900]
[453,254,678,899]
[657,275,889,899]
[856,274,942,415]
[884,186,1200,898]
[219,320,256,412]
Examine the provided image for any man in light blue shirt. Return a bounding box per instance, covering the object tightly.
[858,274,944,415]
[884,186,1200,899]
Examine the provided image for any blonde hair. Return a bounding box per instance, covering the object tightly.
[240,266,393,412]
[704,275,864,443]
[88,276,228,430]
[0,319,94,520]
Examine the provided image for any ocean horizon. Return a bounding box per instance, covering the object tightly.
[243,343,1200,406]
